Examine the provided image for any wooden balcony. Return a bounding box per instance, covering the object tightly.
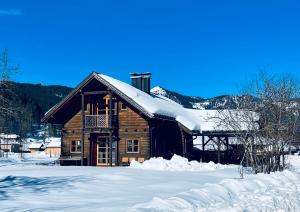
[85,115,117,128]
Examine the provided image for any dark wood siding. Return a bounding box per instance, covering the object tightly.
[118,101,150,163]
[62,111,90,164]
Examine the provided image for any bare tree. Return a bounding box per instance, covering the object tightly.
[0,49,19,124]
[215,73,300,175]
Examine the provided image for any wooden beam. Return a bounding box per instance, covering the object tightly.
[81,92,85,166]
[204,136,214,146]
[226,136,229,150]
[83,91,109,95]
[109,91,113,166]
[180,128,187,157]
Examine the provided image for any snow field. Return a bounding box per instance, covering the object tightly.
[0,155,300,211]
[131,169,300,211]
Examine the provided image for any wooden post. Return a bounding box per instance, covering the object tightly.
[180,129,186,157]
[105,95,109,128]
[81,92,85,166]
[217,136,221,164]
[109,91,113,166]
[225,136,229,163]
[225,136,229,150]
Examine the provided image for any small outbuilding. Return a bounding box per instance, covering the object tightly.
[45,138,61,158]
[28,143,45,155]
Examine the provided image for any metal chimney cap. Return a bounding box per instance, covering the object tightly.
[130,72,152,78]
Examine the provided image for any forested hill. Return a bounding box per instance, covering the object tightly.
[0,82,72,136]
[11,82,72,117]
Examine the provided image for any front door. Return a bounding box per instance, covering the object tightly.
[96,136,116,166]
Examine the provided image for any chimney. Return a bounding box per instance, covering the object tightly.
[130,72,152,94]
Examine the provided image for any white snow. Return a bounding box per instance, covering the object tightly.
[192,102,207,110]
[98,74,201,131]
[130,154,235,171]
[1,154,300,211]
[150,86,167,96]
[0,133,19,139]
[187,109,258,132]
[45,137,61,148]
[28,142,44,149]
[0,152,58,166]
[98,74,258,133]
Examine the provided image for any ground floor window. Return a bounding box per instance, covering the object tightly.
[71,140,81,152]
[127,140,139,153]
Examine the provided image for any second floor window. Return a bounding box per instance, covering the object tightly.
[71,140,81,152]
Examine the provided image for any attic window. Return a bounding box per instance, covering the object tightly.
[121,102,127,110]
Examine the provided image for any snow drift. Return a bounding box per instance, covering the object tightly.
[130,154,235,171]
[131,169,300,211]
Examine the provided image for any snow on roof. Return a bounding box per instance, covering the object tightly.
[99,74,259,133]
[99,74,201,131]
[44,72,258,133]
[0,133,19,139]
[28,143,44,149]
[46,138,61,148]
[186,109,258,132]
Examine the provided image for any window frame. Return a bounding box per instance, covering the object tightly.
[126,139,139,153]
[120,102,127,110]
[70,140,82,153]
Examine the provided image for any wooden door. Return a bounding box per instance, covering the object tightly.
[96,136,116,166]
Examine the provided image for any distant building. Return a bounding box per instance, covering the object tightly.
[45,138,61,158]
[0,134,21,153]
[28,143,45,155]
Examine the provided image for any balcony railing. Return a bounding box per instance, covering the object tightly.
[85,115,117,128]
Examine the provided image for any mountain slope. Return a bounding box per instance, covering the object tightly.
[151,86,246,109]
[151,86,205,109]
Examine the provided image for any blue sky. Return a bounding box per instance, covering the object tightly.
[1,0,300,98]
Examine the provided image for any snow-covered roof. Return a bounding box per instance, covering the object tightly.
[43,72,258,134]
[46,138,61,148]
[186,109,258,132]
[28,143,44,149]
[99,74,201,132]
[0,133,19,139]
[98,74,259,133]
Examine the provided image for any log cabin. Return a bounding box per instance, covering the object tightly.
[42,72,200,166]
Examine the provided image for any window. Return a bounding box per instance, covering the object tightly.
[127,140,139,153]
[121,102,127,110]
[71,140,81,152]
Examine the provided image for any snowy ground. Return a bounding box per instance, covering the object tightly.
[0,155,300,211]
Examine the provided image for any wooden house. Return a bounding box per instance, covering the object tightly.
[42,72,200,166]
